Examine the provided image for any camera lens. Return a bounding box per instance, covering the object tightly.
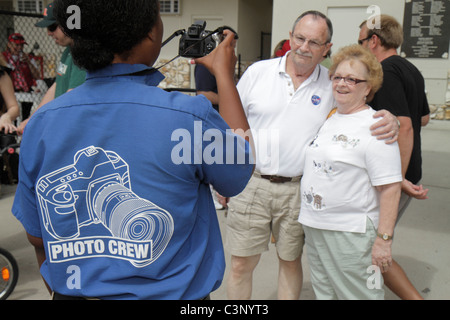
[93,183,174,261]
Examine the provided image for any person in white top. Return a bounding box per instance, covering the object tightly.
[224,11,400,300]
[299,44,402,300]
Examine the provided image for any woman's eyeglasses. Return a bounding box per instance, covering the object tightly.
[331,76,367,86]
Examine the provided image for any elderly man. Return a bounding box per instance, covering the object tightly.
[226,11,399,300]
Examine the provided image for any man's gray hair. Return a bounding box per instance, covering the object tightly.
[292,11,333,43]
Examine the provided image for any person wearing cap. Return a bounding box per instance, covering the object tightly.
[17,2,86,135]
[2,33,41,121]
[12,0,254,300]
[2,33,41,93]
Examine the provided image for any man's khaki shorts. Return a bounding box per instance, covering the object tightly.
[225,173,305,261]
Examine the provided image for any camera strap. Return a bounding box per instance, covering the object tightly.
[161,29,185,48]
[155,54,182,71]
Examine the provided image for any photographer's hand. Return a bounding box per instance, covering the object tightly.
[194,30,237,80]
[194,31,255,167]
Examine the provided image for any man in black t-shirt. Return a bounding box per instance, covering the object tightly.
[372,56,429,185]
[359,14,430,300]
[359,15,430,206]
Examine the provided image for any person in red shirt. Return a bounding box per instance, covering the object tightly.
[2,33,41,120]
[3,33,40,93]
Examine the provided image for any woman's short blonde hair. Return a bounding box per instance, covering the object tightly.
[329,44,383,102]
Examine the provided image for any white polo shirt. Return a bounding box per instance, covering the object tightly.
[237,53,334,177]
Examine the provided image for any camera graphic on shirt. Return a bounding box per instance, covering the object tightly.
[36,146,174,249]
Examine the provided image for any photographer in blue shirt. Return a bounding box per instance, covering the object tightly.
[12,0,254,300]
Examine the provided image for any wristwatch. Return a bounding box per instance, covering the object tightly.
[377,232,393,241]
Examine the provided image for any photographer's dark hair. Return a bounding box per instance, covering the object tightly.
[53,0,159,71]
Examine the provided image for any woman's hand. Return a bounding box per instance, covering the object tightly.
[373,182,401,273]
[372,237,393,273]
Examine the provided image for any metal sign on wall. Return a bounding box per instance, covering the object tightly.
[401,0,450,59]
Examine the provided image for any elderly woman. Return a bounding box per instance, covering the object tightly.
[0,57,20,133]
[298,44,402,300]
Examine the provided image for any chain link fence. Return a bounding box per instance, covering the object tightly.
[1,9,64,122]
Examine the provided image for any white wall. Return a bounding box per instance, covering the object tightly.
[272,0,450,104]
[238,0,273,61]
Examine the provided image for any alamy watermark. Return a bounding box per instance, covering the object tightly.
[66,5,81,30]
[366,5,382,30]
[64,264,384,291]
[171,121,279,170]
[367,265,383,290]
[63,4,382,31]
[66,265,81,290]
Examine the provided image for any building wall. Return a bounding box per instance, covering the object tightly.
[272,0,450,105]
[238,0,273,61]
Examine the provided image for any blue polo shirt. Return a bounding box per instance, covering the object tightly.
[12,63,253,300]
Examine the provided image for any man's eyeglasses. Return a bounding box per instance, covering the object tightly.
[47,23,58,32]
[292,34,328,50]
[331,76,367,86]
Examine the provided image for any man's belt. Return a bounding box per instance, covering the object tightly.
[256,172,302,183]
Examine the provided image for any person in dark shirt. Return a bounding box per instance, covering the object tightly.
[195,64,219,112]
[359,14,430,300]
[12,0,254,300]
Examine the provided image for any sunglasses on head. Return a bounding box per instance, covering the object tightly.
[11,35,25,41]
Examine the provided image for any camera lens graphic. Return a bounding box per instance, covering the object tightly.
[93,183,173,258]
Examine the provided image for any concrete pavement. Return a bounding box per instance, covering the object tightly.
[1,120,449,300]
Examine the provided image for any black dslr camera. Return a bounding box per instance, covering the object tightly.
[178,21,238,58]
[179,21,216,58]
